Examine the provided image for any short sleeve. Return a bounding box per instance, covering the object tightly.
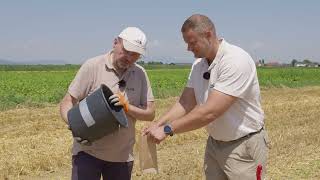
[211,56,255,98]
[68,61,94,100]
[140,69,154,105]
[186,63,196,88]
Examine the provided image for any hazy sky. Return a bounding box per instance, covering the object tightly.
[1,1,319,64]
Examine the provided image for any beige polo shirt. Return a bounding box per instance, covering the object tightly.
[68,51,154,162]
[187,39,264,141]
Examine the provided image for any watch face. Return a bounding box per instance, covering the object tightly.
[164,125,171,134]
[164,125,173,136]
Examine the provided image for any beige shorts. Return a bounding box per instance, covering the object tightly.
[204,129,269,180]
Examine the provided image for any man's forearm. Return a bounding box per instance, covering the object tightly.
[60,101,73,124]
[156,101,189,126]
[157,87,197,126]
[59,93,77,125]
[170,90,236,134]
[170,104,217,134]
[127,102,155,121]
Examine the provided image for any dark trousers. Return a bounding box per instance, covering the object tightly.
[72,151,133,180]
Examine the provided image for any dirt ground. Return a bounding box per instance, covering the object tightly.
[1,87,320,179]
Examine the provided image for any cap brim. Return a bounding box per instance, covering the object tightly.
[122,39,146,56]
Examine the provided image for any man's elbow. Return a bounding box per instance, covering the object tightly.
[144,102,155,121]
[203,109,221,124]
[145,110,155,121]
[206,112,219,122]
[59,97,67,114]
[59,93,77,121]
[60,96,69,111]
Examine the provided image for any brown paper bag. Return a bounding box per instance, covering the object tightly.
[138,134,158,173]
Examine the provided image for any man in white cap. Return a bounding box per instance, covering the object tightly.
[60,27,155,180]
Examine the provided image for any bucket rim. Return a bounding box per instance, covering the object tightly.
[100,84,129,128]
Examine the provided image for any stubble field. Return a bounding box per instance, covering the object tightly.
[1,66,320,179]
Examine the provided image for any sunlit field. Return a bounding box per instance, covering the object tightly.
[1,65,320,179]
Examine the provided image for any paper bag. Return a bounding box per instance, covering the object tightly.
[138,134,158,173]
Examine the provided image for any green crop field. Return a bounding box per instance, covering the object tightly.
[1,66,320,111]
[258,67,320,87]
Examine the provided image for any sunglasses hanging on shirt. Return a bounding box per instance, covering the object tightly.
[117,79,127,97]
[111,79,127,89]
[118,79,126,88]
[203,72,210,80]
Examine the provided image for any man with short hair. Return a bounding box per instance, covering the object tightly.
[144,14,268,179]
[60,27,155,180]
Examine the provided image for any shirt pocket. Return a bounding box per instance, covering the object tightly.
[125,81,141,106]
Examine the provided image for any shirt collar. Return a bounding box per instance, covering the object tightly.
[208,38,226,71]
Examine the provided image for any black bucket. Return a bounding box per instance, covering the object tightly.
[67,84,128,143]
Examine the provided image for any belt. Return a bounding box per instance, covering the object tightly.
[213,127,264,143]
[241,127,263,139]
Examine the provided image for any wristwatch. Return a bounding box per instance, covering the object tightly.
[164,124,174,136]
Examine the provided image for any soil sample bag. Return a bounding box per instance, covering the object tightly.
[138,134,158,173]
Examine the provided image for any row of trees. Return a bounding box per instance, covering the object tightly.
[257,59,318,67]
[137,61,164,65]
[291,59,318,67]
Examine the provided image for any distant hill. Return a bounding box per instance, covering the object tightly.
[0,59,16,65]
[0,58,68,65]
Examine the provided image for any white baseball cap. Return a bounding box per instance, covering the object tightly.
[118,27,147,56]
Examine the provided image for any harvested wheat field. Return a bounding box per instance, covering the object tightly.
[1,87,320,180]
